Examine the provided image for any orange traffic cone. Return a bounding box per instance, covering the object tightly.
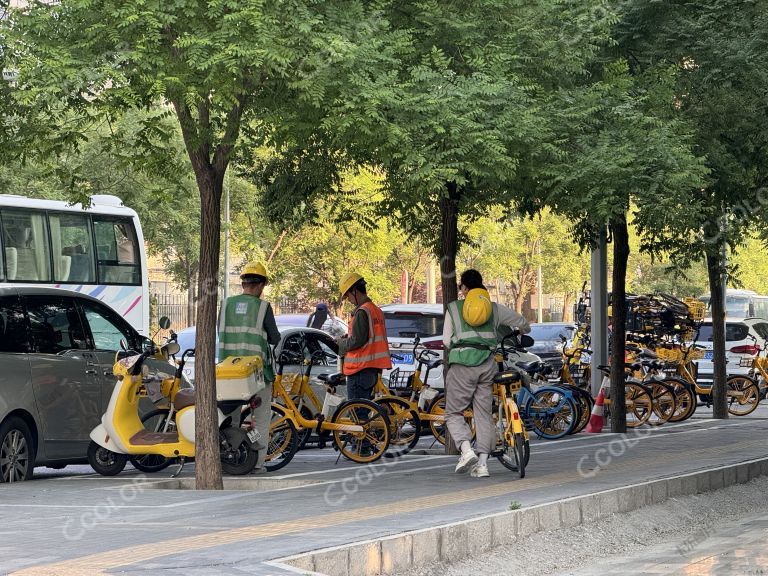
[585,388,605,433]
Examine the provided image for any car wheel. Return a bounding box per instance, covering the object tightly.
[0,417,34,483]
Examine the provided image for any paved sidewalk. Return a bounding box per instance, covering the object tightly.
[3,408,768,575]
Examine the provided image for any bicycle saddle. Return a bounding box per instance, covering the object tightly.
[493,369,522,385]
[318,372,346,386]
[425,358,442,370]
[515,360,543,374]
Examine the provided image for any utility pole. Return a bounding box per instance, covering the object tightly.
[427,260,437,304]
[537,240,543,323]
[590,228,608,396]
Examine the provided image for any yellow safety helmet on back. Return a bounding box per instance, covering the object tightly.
[339,272,364,299]
[463,288,493,326]
[240,262,268,282]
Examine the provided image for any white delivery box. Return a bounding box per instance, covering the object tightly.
[215,356,265,401]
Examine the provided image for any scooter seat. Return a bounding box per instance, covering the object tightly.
[174,388,196,410]
[318,372,346,387]
[130,429,179,445]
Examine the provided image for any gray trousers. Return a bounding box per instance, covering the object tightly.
[252,384,272,469]
[445,355,497,455]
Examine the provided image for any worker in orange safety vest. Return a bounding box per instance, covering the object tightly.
[336,272,391,400]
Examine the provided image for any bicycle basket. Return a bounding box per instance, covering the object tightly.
[682,297,706,322]
[387,368,414,391]
[280,372,303,395]
[568,364,588,386]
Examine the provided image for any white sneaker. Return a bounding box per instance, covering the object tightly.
[471,464,490,478]
[455,449,478,474]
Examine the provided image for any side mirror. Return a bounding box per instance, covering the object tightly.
[164,342,181,356]
[159,316,172,330]
[520,335,535,348]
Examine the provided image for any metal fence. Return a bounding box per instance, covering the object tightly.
[149,293,313,329]
[151,292,190,329]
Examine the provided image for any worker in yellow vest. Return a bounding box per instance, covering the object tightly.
[444,269,530,478]
[218,262,281,472]
[336,272,391,400]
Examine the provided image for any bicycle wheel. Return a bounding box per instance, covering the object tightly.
[624,382,652,427]
[331,400,390,464]
[726,375,760,416]
[426,392,447,445]
[664,377,697,422]
[562,385,592,434]
[646,380,677,426]
[527,388,577,439]
[264,404,299,472]
[495,399,527,478]
[376,397,421,457]
[128,409,174,473]
[426,393,473,445]
[514,433,526,478]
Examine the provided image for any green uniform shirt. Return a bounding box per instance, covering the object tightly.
[218,294,278,382]
[446,300,499,367]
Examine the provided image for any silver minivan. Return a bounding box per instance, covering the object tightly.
[0,286,157,482]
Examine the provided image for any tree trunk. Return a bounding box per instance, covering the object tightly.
[194,170,225,490]
[514,291,526,314]
[706,250,728,419]
[438,181,461,456]
[562,291,574,323]
[609,215,629,433]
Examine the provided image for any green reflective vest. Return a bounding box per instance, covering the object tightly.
[218,295,274,382]
[447,300,499,367]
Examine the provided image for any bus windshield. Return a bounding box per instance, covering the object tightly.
[0,195,149,335]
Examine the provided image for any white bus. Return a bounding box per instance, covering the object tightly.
[0,194,149,335]
[699,289,768,320]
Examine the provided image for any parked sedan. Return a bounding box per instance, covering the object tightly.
[175,324,340,387]
[692,317,768,396]
[274,313,348,338]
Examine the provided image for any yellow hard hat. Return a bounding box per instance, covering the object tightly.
[240,262,268,281]
[339,272,364,299]
[463,288,493,326]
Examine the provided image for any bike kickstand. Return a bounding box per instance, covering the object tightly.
[171,457,186,478]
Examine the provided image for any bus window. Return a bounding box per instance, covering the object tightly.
[93,217,140,285]
[0,210,51,282]
[753,297,768,320]
[0,217,5,281]
[49,212,96,283]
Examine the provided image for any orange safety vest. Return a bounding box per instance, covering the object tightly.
[343,301,392,375]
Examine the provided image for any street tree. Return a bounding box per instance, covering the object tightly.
[619,0,768,418]
[533,60,707,431]
[5,1,398,488]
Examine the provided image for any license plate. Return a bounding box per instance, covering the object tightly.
[704,351,713,360]
[391,352,414,365]
[246,428,262,444]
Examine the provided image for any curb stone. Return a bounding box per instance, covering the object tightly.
[271,457,768,576]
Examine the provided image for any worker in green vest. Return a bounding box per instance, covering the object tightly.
[218,262,281,472]
[443,269,530,478]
